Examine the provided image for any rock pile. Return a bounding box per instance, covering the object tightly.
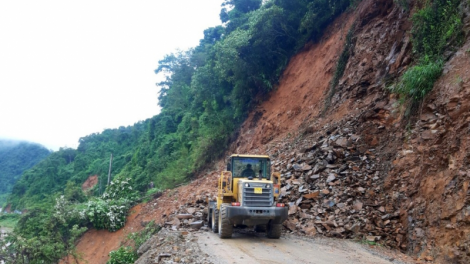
[272,119,404,247]
[162,196,210,232]
[135,228,211,264]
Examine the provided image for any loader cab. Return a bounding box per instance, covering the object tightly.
[227,155,271,180]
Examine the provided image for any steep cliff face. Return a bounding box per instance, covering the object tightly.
[228,0,470,262]
[385,32,470,262]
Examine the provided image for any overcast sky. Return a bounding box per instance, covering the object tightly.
[0,0,223,150]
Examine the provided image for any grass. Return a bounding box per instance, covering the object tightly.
[392,59,443,102]
[391,0,463,106]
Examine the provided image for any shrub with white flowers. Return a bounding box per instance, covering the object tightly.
[84,175,138,232]
[85,198,131,231]
[102,175,139,201]
[53,195,87,227]
[53,195,87,225]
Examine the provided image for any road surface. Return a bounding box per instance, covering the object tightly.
[196,230,411,264]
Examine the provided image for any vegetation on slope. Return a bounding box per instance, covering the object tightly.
[125,0,352,190]
[393,0,464,104]
[0,140,51,205]
[0,176,138,263]
[7,124,146,210]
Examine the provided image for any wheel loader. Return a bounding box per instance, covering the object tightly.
[208,154,288,239]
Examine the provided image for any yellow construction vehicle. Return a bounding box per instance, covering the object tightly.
[208,154,288,238]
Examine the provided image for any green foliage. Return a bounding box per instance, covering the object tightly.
[0,213,20,229]
[145,187,161,197]
[297,0,352,45]
[85,198,132,232]
[84,176,138,231]
[7,123,145,210]
[1,224,87,264]
[0,140,51,204]
[134,0,354,192]
[393,59,444,101]
[0,196,87,263]
[64,181,87,203]
[394,0,463,103]
[127,221,160,249]
[107,221,160,264]
[107,247,138,264]
[102,175,139,201]
[411,0,463,61]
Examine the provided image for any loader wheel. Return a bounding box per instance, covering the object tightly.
[254,224,267,232]
[211,206,219,233]
[218,203,233,238]
[266,222,282,239]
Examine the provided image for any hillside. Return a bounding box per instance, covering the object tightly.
[70,0,470,263]
[7,124,146,209]
[228,0,470,262]
[0,140,50,205]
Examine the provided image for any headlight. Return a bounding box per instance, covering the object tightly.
[245,183,250,187]
[265,184,271,188]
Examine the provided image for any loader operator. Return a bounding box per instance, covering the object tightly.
[241,164,255,177]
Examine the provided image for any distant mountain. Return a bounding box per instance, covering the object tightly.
[0,139,51,205]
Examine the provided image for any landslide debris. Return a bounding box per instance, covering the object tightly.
[272,117,403,247]
[135,228,211,264]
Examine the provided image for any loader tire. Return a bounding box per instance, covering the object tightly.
[211,206,219,233]
[218,203,233,238]
[266,222,282,239]
[254,224,267,232]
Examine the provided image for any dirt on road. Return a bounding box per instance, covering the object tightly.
[133,226,415,264]
[197,230,414,264]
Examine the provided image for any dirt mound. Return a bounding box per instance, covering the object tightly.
[135,228,210,264]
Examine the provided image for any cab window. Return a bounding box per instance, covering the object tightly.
[232,157,270,179]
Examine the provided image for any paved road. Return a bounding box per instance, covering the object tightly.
[197,230,410,264]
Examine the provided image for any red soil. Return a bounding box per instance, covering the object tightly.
[81,175,98,192]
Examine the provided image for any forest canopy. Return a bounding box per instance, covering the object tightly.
[0,140,51,206]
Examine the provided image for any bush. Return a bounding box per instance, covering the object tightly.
[85,198,132,232]
[1,198,87,264]
[102,175,139,201]
[393,59,443,101]
[107,246,138,264]
[107,221,160,264]
[127,221,160,249]
[393,0,463,103]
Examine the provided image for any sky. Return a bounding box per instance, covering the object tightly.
[0,0,223,151]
